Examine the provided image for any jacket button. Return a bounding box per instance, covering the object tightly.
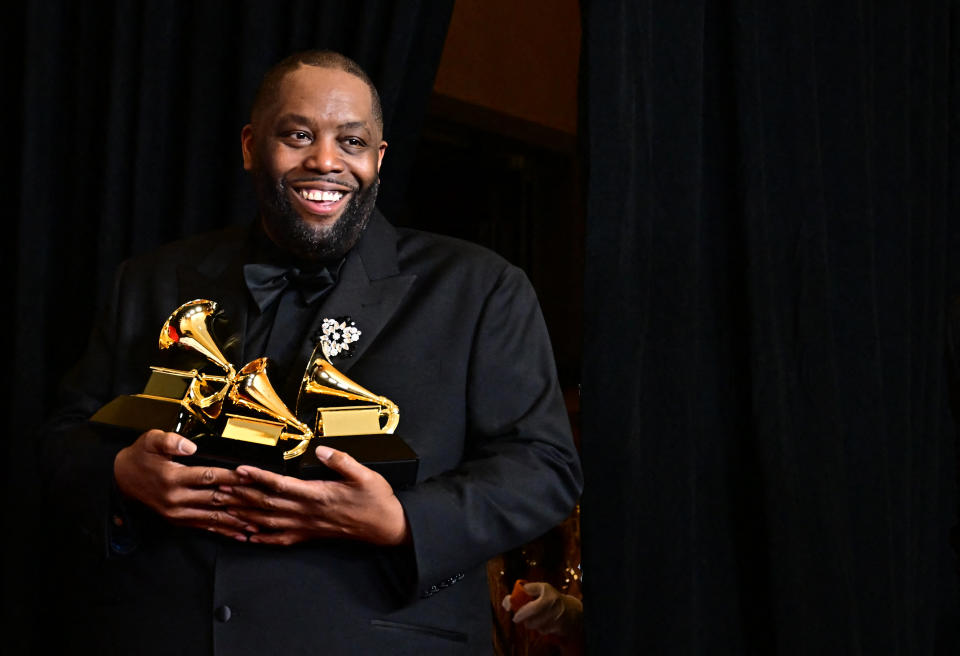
[214,605,232,622]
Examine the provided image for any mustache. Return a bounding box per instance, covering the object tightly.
[284,176,359,192]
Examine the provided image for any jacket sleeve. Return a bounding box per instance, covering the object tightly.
[39,260,145,558]
[394,264,583,597]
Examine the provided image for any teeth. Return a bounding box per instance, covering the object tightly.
[300,189,343,202]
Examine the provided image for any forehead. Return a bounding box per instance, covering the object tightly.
[263,65,376,131]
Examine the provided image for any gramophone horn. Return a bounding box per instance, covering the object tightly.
[297,346,400,435]
[230,357,313,459]
[159,299,235,377]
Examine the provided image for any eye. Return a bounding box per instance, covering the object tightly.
[282,130,312,145]
[343,137,366,148]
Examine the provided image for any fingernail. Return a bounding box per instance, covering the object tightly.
[245,525,258,534]
[219,485,233,493]
[234,534,247,542]
[315,445,334,461]
[179,439,197,455]
[235,466,251,477]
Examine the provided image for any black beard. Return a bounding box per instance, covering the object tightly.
[255,172,378,262]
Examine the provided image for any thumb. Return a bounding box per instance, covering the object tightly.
[523,582,548,596]
[513,582,562,625]
[143,429,196,456]
[314,445,370,482]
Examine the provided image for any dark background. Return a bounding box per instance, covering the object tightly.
[6,1,959,653]
[580,1,960,653]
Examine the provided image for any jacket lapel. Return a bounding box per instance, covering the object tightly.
[170,216,414,397]
[294,212,416,377]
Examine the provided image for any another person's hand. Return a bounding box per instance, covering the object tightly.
[215,445,410,546]
[113,429,251,540]
[502,581,583,638]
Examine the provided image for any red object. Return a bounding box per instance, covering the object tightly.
[166,325,180,342]
[509,579,534,610]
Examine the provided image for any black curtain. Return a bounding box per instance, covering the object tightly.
[581,1,959,654]
[4,1,453,651]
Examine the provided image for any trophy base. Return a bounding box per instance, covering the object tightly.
[91,394,185,433]
[179,432,288,472]
[298,435,419,487]
[179,433,419,488]
[91,396,420,487]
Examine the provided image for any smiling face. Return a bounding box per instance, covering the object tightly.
[241,64,387,261]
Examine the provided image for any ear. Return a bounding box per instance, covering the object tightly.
[241,124,255,171]
[376,140,387,171]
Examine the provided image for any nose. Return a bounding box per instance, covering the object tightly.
[303,137,343,173]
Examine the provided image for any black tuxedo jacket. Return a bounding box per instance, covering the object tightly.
[42,213,582,655]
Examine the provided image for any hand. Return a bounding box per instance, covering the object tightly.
[502,581,583,638]
[113,429,251,540]
[216,445,410,547]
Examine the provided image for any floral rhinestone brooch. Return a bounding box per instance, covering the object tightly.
[316,317,361,358]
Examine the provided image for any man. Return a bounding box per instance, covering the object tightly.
[42,50,582,655]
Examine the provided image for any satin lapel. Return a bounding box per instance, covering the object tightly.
[174,230,252,369]
[303,258,416,376]
[290,213,416,378]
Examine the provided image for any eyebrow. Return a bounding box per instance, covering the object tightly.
[338,121,370,132]
[275,113,314,126]
[275,114,371,134]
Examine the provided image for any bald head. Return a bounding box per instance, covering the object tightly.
[250,50,383,136]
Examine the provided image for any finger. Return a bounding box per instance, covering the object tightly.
[512,583,550,623]
[208,489,257,524]
[143,430,197,457]
[226,504,354,537]
[205,526,250,542]
[234,466,320,499]
[512,603,539,624]
[522,582,548,598]
[210,488,229,506]
[219,482,305,513]
[501,595,513,612]
[165,487,257,520]
[166,506,251,532]
[519,597,566,631]
[210,489,245,506]
[209,489,280,522]
[513,594,553,624]
[222,507,309,532]
[176,465,248,489]
[248,531,308,546]
[192,516,253,541]
[313,445,377,485]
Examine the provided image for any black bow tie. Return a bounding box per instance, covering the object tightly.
[243,262,337,311]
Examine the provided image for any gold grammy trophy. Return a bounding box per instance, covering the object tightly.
[291,339,415,482]
[91,299,418,484]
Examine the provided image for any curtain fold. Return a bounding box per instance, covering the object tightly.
[581,1,958,653]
